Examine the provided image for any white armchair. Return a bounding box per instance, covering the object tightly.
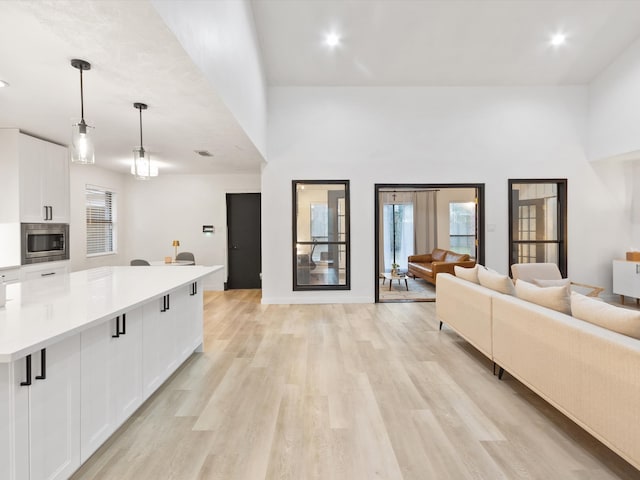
[510,262,603,297]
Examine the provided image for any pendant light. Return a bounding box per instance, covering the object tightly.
[132,102,156,180]
[70,59,95,164]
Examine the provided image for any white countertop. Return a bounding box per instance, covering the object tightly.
[0,265,222,362]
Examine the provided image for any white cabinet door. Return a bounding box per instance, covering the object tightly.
[612,260,640,298]
[171,287,191,364]
[42,142,69,223]
[169,282,204,367]
[80,318,119,463]
[0,360,29,480]
[29,335,81,480]
[19,134,46,223]
[80,308,143,462]
[18,134,69,223]
[112,308,143,422]
[142,296,172,398]
[185,281,204,354]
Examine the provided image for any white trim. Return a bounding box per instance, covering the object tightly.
[261,295,373,305]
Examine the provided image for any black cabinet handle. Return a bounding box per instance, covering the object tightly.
[190,282,198,296]
[20,355,32,386]
[160,295,168,313]
[35,348,46,380]
[49,206,53,220]
[41,272,56,277]
[160,294,171,312]
[112,316,120,338]
[43,206,48,221]
[119,313,126,335]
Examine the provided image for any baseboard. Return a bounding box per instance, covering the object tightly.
[261,295,373,304]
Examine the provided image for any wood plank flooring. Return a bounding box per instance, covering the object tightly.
[71,290,639,479]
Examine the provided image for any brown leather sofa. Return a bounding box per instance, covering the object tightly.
[408,248,475,285]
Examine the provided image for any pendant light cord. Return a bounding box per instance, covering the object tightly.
[79,67,85,121]
[138,105,144,150]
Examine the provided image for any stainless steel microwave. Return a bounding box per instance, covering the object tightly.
[21,223,69,264]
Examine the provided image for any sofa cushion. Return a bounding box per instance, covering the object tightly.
[515,279,571,315]
[444,251,470,262]
[571,292,640,339]
[454,265,479,284]
[477,267,516,296]
[533,278,571,288]
[432,248,447,261]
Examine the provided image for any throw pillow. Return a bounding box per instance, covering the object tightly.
[533,278,571,288]
[454,265,479,284]
[477,267,516,296]
[571,292,640,339]
[515,279,571,315]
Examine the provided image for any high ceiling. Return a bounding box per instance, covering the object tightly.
[252,0,640,86]
[2,1,640,175]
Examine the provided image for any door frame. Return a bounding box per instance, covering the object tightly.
[374,183,485,303]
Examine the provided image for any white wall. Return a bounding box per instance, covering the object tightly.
[588,35,640,162]
[69,164,128,272]
[152,0,267,158]
[588,35,640,247]
[262,86,631,304]
[123,173,261,290]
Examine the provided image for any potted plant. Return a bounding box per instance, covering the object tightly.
[391,263,400,276]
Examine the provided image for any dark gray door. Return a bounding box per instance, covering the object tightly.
[226,193,261,289]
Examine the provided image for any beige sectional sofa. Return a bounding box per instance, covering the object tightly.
[436,272,640,471]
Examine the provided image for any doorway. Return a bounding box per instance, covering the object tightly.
[374,183,485,303]
[226,193,261,289]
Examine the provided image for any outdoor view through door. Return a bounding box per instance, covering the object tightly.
[509,179,567,277]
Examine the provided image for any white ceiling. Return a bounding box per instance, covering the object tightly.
[252,0,640,86]
[2,1,640,176]
[0,1,264,175]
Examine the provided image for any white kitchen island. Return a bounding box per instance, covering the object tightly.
[0,265,221,480]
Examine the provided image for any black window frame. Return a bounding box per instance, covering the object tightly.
[292,179,351,291]
[508,178,567,277]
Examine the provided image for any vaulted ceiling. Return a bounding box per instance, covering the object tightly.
[1,1,640,175]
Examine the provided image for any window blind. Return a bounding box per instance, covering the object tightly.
[86,186,115,255]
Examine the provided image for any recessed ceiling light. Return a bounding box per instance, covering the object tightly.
[0,80,9,88]
[325,32,341,48]
[550,32,567,47]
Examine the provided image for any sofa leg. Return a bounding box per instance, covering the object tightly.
[498,367,505,380]
[493,362,496,375]
[439,321,443,331]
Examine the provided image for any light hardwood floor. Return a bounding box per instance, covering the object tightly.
[72,290,639,479]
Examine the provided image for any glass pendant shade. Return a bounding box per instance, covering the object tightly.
[132,147,157,179]
[130,156,158,177]
[71,119,95,164]
[70,59,94,165]
[131,102,157,180]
